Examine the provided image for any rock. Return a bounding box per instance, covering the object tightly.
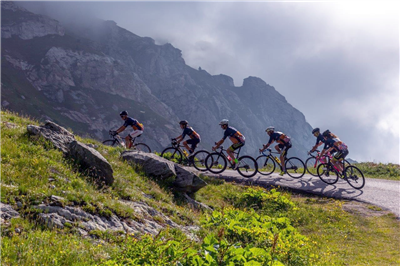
[16,201,23,208]
[34,201,199,239]
[0,203,20,222]
[121,151,176,179]
[27,121,114,185]
[50,195,65,207]
[68,141,114,185]
[27,121,75,154]
[173,165,207,194]
[121,151,207,193]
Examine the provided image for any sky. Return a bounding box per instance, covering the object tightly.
[18,0,399,163]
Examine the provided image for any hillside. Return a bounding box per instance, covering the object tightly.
[1,1,314,159]
[2,111,400,265]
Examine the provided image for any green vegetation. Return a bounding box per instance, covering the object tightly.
[354,162,400,180]
[1,111,399,265]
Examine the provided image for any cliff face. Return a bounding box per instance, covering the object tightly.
[1,1,314,157]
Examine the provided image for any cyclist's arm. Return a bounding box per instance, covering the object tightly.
[213,139,224,149]
[310,142,323,153]
[116,125,126,134]
[175,135,184,143]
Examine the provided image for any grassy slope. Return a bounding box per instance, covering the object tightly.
[1,111,399,265]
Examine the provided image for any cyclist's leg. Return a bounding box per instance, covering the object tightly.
[276,144,285,172]
[281,143,292,171]
[332,151,344,172]
[129,130,143,148]
[183,140,191,153]
[228,142,244,165]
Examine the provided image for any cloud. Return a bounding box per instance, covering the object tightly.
[18,1,399,163]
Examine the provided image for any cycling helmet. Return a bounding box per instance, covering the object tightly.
[312,128,320,134]
[219,119,229,125]
[322,129,331,137]
[265,126,275,133]
[179,120,188,125]
[120,110,128,116]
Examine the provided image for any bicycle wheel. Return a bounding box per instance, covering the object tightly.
[237,155,258,178]
[133,143,151,153]
[205,152,227,174]
[102,139,119,147]
[256,155,276,175]
[192,150,210,172]
[161,147,182,164]
[344,165,365,189]
[305,156,319,177]
[317,163,339,185]
[285,157,306,179]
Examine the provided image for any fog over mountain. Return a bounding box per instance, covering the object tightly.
[7,1,400,163]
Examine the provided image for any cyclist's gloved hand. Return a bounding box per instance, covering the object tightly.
[111,131,118,136]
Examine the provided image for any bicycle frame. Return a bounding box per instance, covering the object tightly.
[261,149,285,170]
[213,146,242,167]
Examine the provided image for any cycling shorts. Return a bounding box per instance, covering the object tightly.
[228,141,245,152]
[185,138,200,152]
[332,149,349,161]
[278,141,292,157]
[129,130,143,139]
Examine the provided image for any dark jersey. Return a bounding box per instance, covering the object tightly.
[268,131,290,145]
[315,134,328,149]
[223,126,245,143]
[325,138,347,152]
[123,117,143,131]
[181,127,200,140]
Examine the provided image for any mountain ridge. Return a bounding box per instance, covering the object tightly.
[1,1,314,158]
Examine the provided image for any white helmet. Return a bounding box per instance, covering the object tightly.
[265,126,274,133]
[219,119,229,125]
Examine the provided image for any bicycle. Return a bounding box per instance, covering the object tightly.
[160,139,210,172]
[305,150,351,177]
[204,145,258,178]
[255,148,306,178]
[316,156,365,189]
[102,130,151,153]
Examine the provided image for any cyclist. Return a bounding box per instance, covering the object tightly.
[321,130,349,173]
[212,119,245,170]
[259,126,291,176]
[114,111,144,149]
[309,127,329,163]
[174,120,201,157]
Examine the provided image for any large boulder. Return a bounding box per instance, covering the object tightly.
[27,121,114,185]
[68,141,114,185]
[27,121,75,154]
[121,151,207,193]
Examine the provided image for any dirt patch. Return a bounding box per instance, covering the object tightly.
[342,201,391,218]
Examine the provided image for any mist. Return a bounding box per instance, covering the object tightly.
[18,1,399,163]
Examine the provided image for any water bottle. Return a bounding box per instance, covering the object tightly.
[183,150,188,157]
[275,157,281,164]
[227,155,232,162]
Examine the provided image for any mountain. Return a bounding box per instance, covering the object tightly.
[1,1,314,158]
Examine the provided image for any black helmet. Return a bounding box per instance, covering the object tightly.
[179,120,188,125]
[312,128,320,134]
[120,110,128,116]
[322,129,331,137]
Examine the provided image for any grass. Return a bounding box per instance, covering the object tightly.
[2,110,399,265]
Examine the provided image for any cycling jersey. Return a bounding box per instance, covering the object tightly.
[268,131,290,146]
[181,127,200,140]
[325,138,348,152]
[123,117,144,131]
[223,126,245,144]
[315,134,326,146]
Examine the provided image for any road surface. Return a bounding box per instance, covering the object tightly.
[202,170,400,218]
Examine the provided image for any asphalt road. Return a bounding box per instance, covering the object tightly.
[202,169,400,218]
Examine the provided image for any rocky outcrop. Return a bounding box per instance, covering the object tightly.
[121,151,207,194]
[0,202,20,223]
[1,1,65,39]
[34,201,199,240]
[68,141,114,186]
[2,2,315,159]
[27,121,114,185]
